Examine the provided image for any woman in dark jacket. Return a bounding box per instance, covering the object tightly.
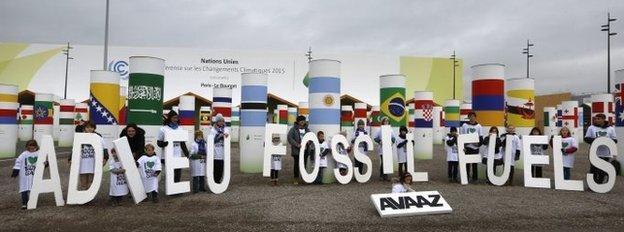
[119,123,146,160]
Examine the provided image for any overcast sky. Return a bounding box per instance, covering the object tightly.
[1,0,623,96]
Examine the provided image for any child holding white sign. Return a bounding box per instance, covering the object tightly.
[314,131,329,184]
[70,121,108,191]
[444,127,459,183]
[11,140,43,209]
[336,131,350,176]
[210,114,229,184]
[584,113,617,184]
[552,127,578,180]
[108,149,128,206]
[500,125,521,186]
[270,135,282,186]
[396,126,409,177]
[190,130,207,193]
[138,144,162,203]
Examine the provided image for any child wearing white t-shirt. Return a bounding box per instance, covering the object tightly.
[137,144,161,203]
[315,131,329,184]
[444,127,459,183]
[584,113,617,184]
[270,135,282,186]
[11,140,43,209]
[190,130,207,193]
[554,127,578,180]
[396,126,409,177]
[108,149,128,206]
[500,125,521,186]
[70,121,108,191]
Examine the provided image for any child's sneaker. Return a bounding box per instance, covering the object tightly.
[21,205,27,210]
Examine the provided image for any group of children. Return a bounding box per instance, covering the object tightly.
[12,111,231,208]
[12,112,618,208]
[443,112,617,185]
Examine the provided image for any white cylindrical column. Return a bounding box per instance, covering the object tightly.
[432,106,445,144]
[33,93,54,142]
[340,105,354,141]
[413,91,434,160]
[308,59,341,183]
[90,70,120,149]
[0,84,18,158]
[58,99,75,147]
[543,107,557,136]
[199,106,212,140]
[179,95,196,144]
[18,105,33,142]
[240,73,268,173]
[231,106,240,142]
[505,78,535,135]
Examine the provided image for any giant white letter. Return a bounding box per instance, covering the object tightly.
[263,124,287,177]
[380,125,394,174]
[405,132,428,182]
[112,137,147,203]
[206,129,231,194]
[587,137,617,193]
[353,134,373,183]
[332,134,353,184]
[28,135,64,209]
[164,129,189,195]
[299,132,320,183]
[67,133,104,204]
[457,133,481,185]
[552,136,583,191]
[522,135,550,188]
[486,134,511,186]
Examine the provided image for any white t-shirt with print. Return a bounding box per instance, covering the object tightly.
[561,136,578,168]
[585,125,617,158]
[189,140,206,177]
[108,159,129,196]
[158,126,185,159]
[137,155,162,193]
[460,122,483,150]
[13,151,39,193]
[210,126,230,160]
[79,134,106,174]
[444,135,458,162]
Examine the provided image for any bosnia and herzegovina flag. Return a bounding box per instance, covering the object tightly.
[90,82,119,125]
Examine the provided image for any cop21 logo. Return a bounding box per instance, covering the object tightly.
[108,60,129,80]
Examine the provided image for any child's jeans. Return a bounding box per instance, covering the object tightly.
[21,191,30,205]
[270,169,279,179]
[447,161,459,181]
[192,176,206,192]
[314,167,325,184]
[563,167,571,180]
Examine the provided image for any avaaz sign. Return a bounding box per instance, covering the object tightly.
[370,191,452,217]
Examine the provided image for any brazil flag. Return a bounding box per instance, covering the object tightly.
[380,88,406,127]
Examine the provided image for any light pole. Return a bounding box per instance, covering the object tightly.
[62,42,74,99]
[305,46,313,62]
[103,0,110,70]
[522,40,534,79]
[449,50,459,99]
[601,12,617,93]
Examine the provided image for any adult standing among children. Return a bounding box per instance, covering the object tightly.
[119,123,145,160]
[157,110,189,183]
[288,115,310,185]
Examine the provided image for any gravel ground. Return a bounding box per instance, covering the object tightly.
[1,142,623,231]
